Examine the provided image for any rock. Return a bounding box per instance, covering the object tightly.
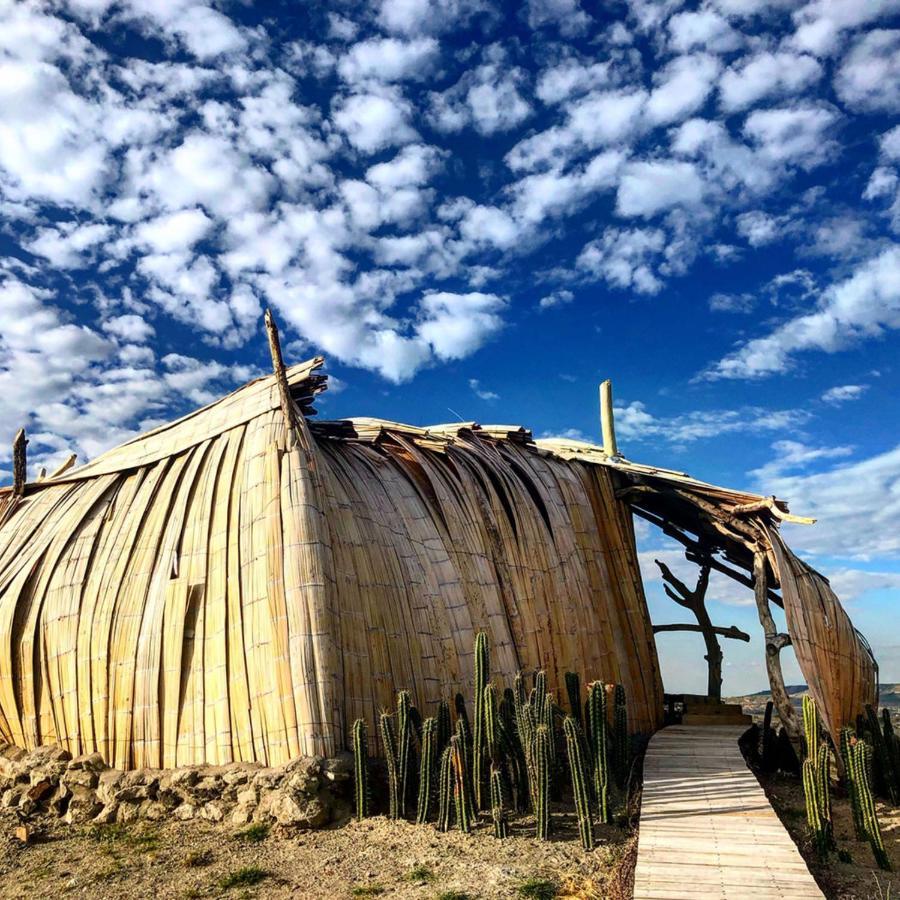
[231,806,253,825]
[159,768,199,792]
[26,779,54,804]
[14,825,30,844]
[192,775,224,798]
[63,792,103,825]
[252,770,282,791]
[323,753,353,782]
[270,793,328,828]
[139,801,167,821]
[236,787,257,807]
[62,767,99,791]
[173,802,195,821]
[92,803,119,825]
[66,752,107,774]
[201,801,224,822]
[96,770,124,805]
[1,787,23,809]
[116,803,141,824]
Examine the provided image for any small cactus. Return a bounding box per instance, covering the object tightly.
[534,723,551,839]
[484,682,499,763]
[473,631,489,809]
[451,735,472,834]
[437,745,453,832]
[840,726,865,840]
[533,670,547,722]
[801,695,832,857]
[564,716,594,850]
[867,704,899,803]
[802,695,819,759]
[380,711,400,820]
[455,692,470,736]
[417,717,437,824]
[489,763,508,838]
[437,699,452,754]
[587,682,609,823]
[852,737,892,870]
[565,672,582,726]
[397,691,413,817]
[352,718,369,821]
[455,717,476,822]
[613,684,628,787]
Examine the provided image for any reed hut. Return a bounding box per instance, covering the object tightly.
[0,315,876,770]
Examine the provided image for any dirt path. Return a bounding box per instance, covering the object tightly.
[0,808,631,899]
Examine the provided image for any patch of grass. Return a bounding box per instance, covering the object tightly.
[218,867,270,890]
[436,892,471,900]
[235,823,269,843]
[517,878,559,900]
[408,864,435,883]
[185,849,214,868]
[88,823,161,854]
[351,887,386,897]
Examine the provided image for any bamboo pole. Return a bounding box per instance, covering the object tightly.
[599,380,618,458]
[264,309,297,438]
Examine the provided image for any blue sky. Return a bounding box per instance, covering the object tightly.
[1,0,899,695]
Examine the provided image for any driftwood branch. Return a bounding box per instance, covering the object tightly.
[753,551,801,743]
[264,309,298,443]
[652,623,750,642]
[12,429,26,497]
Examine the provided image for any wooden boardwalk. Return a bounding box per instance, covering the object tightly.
[633,726,824,899]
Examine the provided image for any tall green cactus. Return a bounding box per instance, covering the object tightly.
[802,756,825,856]
[473,631,489,809]
[451,735,472,834]
[397,690,413,817]
[455,717,476,822]
[437,699,452,755]
[417,716,437,824]
[867,704,899,804]
[455,692,470,737]
[613,684,628,788]
[564,716,594,850]
[534,723,551,840]
[802,695,819,759]
[587,681,609,823]
[565,672,582,726]
[489,763,508,838]
[352,718,369,821]
[437,745,453,832]
[533,670,547,723]
[484,682,499,763]
[851,738,891,870]
[380,711,401,819]
[514,671,537,809]
[801,695,832,857]
[840,726,866,840]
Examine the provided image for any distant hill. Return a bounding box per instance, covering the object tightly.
[727,684,900,722]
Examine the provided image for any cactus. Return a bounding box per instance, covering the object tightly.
[534,723,551,839]
[613,684,628,788]
[397,691,413,817]
[437,699,452,755]
[564,717,594,850]
[498,714,528,812]
[802,695,819,759]
[455,692,470,737]
[800,695,832,856]
[484,682,499,763]
[587,681,609,823]
[437,745,453,832]
[450,735,472,834]
[417,717,437,824]
[565,672,582,726]
[352,718,369,821]
[802,756,825,856]
[455,717,476,822]
[473,631,489,809]
[380,711,400,820]
[840,726,866,840]
[533,670,547,723]
[852,738,892,870]
[489,763,508,838]
[761,700,776,772]
[867,704,899,803]
[882,708,900,803]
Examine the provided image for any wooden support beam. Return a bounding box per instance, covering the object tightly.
[753,550,800,744]
[12,428,26,497]
[264,308,298,442]
[48,453,77,480]
[652,623,751,642]
[599,379,619,458]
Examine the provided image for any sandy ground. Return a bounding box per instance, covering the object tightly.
[0,807,633,900]
[760,771,900,899]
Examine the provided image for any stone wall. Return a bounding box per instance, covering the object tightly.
[0,743,353,829]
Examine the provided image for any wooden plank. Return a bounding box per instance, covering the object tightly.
[634,726,824,900]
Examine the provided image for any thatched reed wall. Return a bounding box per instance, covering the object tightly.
[0,361,663,770]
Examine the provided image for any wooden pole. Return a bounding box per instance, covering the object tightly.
[599,379,618,458]
[753,551,801,743]
[12,428,26,497]
[264,309,298,439]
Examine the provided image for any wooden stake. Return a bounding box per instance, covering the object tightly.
[48,453,77,479]
[753,551,800,743]
[264,309,298,437]
[12,428,26,497]
[599,379,618,458]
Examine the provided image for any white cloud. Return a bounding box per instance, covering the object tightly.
[538,288,574,309]
[469,377,499,400]
[133,207,213,254]
[615,401,807,445]
[416,291,506,361]
[646,54,721,126]
[835,29,900,113]
[524,0,591,37]
[742,104,839,170]
[705,246,900,379]
[791,0,900,57]
[333,89,418,153]
[535,58,614,105]
[616,160,706,218]
[736,210,784,246]
[376,0,489,35]
[27,222,112,268]
[102,314,155,343]
[720,51,823,112]
[668,8,742,53]
[821,383,868,404]
[337,37,439,83]
[882,125,900,161]
[709,292,755,313]
[577,227,666,294]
